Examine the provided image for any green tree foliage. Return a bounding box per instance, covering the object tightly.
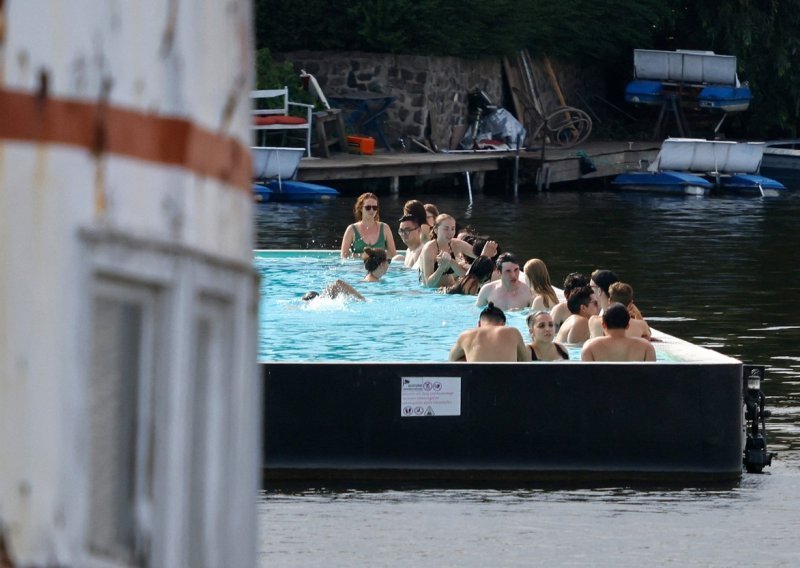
[665,0,800,137]
[253,0,800,137]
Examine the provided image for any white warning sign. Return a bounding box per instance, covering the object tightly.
[400,376,461,417]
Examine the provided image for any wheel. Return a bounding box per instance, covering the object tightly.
[531,106,592,148]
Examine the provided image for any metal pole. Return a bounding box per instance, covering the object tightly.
[464,171,473,203]
[513,133,521,198]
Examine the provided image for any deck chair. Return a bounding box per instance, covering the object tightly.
[251,87,313,157]
[300,70,348,157]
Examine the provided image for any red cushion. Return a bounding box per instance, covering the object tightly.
[253,115,307,126]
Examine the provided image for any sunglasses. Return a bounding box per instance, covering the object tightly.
[398,227,419,235]
[363,205,379,211]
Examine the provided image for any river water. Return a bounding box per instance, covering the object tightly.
[255,186,800,566]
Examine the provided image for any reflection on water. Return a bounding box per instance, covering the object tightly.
[256,188,800,565]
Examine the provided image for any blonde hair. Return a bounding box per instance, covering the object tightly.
[431,213,455,239]
[523,258,558,309]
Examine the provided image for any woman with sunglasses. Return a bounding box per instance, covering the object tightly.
[362,247,391,282]
[340,193,397,259]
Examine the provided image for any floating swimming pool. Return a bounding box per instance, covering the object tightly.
[256,250,754,484]
[255,250,683,362]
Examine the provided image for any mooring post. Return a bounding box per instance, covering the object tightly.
[390,176,400,194]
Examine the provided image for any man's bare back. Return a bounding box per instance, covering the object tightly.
[449,326,531,362]
[581,335,656,361]
[556,314,591,344]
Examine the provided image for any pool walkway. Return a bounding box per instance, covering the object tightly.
[296,140,660,190]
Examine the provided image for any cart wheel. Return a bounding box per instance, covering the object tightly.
[532,107,593,148]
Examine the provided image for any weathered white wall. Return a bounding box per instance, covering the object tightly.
[1,1,259,566]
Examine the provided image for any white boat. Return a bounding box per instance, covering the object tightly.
[251,146,305,180]
[613,138,786,196]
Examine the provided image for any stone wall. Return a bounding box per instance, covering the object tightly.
[277,50,602,151]
[278,50,502,150]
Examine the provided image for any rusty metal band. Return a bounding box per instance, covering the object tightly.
[0,88,252,191]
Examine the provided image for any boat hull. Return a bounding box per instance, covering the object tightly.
[612,171,713,195]
[761,140,800,188]
[264,180,339,202]
[716,174,786,197]
[698,86,752,113]
[251,146,304,180]
[624,80,664,106]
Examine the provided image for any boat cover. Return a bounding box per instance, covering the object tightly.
[634,49,739,86]
[653,138,764,174]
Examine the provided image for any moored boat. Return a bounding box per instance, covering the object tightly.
[251,146,305,180]
[613,138,786,196]
[760,139,800,188]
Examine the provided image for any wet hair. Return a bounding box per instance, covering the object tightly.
[362,247,388,273]
[609,282,633,306]
[603,302,631,329]
[402,200,428,228]
[480,301,506,324]
[495,252,520,272]
[526,309,551,329]
[563,272,590,299]
[302,290,320,301]
[457,225,478,240]
[353,192,380,222]
[591,269,619,296]
[567,286,594,315]
[446,256,494,295]
[523,258,558,309]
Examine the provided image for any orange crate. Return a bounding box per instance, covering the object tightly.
[346,135,375,155]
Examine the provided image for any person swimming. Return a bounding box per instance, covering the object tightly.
[302,279,365,302]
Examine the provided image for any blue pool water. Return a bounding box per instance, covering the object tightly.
[255,250,669,362]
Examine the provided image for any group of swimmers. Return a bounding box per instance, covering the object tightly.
[310,192,656,363]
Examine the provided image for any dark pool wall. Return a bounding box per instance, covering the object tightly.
[262,362,744,484]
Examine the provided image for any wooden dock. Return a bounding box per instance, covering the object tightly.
[295,140,660,189]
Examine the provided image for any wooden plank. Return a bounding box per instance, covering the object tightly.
[502,55,526,120]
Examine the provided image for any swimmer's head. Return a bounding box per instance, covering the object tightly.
[479,301,506,325]
[302,290,320,301]
[603,302,630,329]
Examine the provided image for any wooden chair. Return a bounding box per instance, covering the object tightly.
[251,87,313,157]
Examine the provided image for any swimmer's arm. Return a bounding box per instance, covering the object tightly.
[580,341,596,361]
[331,279,364,301]
[452,237,478,259]
[419,244,445,287]
[382,223,397,257]
[340,225,355,258]
[588,316,604,338]
[514,330,532,362]
[475,282,492,307]
[479,240,498,258]
[448,335,466,361]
